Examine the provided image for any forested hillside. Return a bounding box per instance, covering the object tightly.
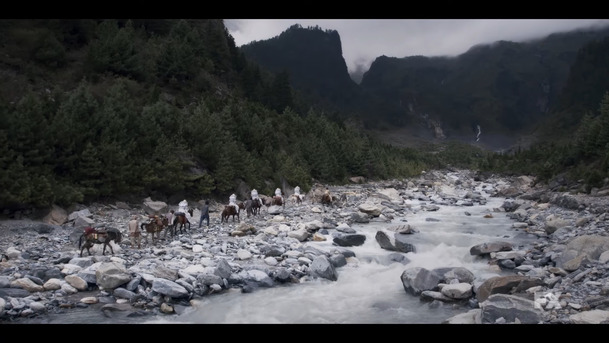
[238,24,381,126]
[481,36,609,193]
[541,35,609,139]
[2,19,608,215]
[239,23,609,194]
[241,24,609,141]
[0,19,475,212]
[360,26,609,137]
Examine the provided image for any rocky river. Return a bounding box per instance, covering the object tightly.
[2,169,609,324]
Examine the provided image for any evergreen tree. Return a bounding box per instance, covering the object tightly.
[97,140,131,196]
[191,170,215,197]
[595,91,609,153]
[186,103,225,171]
[277,152,310,189]
[50,81,99,178]
[270,70,293,113]
[86,20,144,79]
[213,152,236,194]
[9,93,54,172]
[0,130,23,208]
[76,142,103,200]
[199,19,233,78]
[156,19,202,83]
[32,28,66,68]
[96,80,139,194]
[151,135,188,194]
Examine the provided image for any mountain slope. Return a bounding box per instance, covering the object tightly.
[241,24,609,149]
[239,24,401,127]
[361,26,609,137]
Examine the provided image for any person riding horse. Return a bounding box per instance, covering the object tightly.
[229,193,240,213]
[221,205,240,222]
[178,199,191,220]
[250,189,262,215]
[271,188,285,208]
[293,186,304,204]
[274,188,284,203]
[251,189,260,202]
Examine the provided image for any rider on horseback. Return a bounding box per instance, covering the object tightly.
[229,193,239,213]
[249,189,262,215]
[176,199,190,218]
[294,186,304,202]
[275,188,284,203]
[251,189,261,203]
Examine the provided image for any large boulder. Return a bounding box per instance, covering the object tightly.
[143,199,168,215]
[95,262,131,290]
[555,235,609,271]
[43,205,68,225]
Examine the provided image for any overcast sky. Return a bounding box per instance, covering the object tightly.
[224,19,609,75]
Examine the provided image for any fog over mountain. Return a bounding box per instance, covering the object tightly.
[225,19,609,77]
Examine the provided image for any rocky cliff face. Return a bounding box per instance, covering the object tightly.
[240,24,609,149]
[239,24,391,128]
[240,24,355,93]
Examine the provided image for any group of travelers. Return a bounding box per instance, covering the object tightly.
[122,187,303,250]
[232,187,288,208]
[163,199,210,229]
[125,199,192,250]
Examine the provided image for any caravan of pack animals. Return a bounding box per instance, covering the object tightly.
[78,186,336,255]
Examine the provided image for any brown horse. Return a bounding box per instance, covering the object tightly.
[78,227,123,257]
[271,195,284,207]
[321,192,333,207]
[141,216,169,244]
[221,205,240,223]
[169,209,193,237]
[289,194,304,205]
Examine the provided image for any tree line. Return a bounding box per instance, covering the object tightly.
[1,76,459,209]
[1,19,607,212]
[1,19,463,210]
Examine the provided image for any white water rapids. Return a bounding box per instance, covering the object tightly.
[148,193,537,324]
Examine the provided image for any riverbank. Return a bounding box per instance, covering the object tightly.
[2,169,609,324]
